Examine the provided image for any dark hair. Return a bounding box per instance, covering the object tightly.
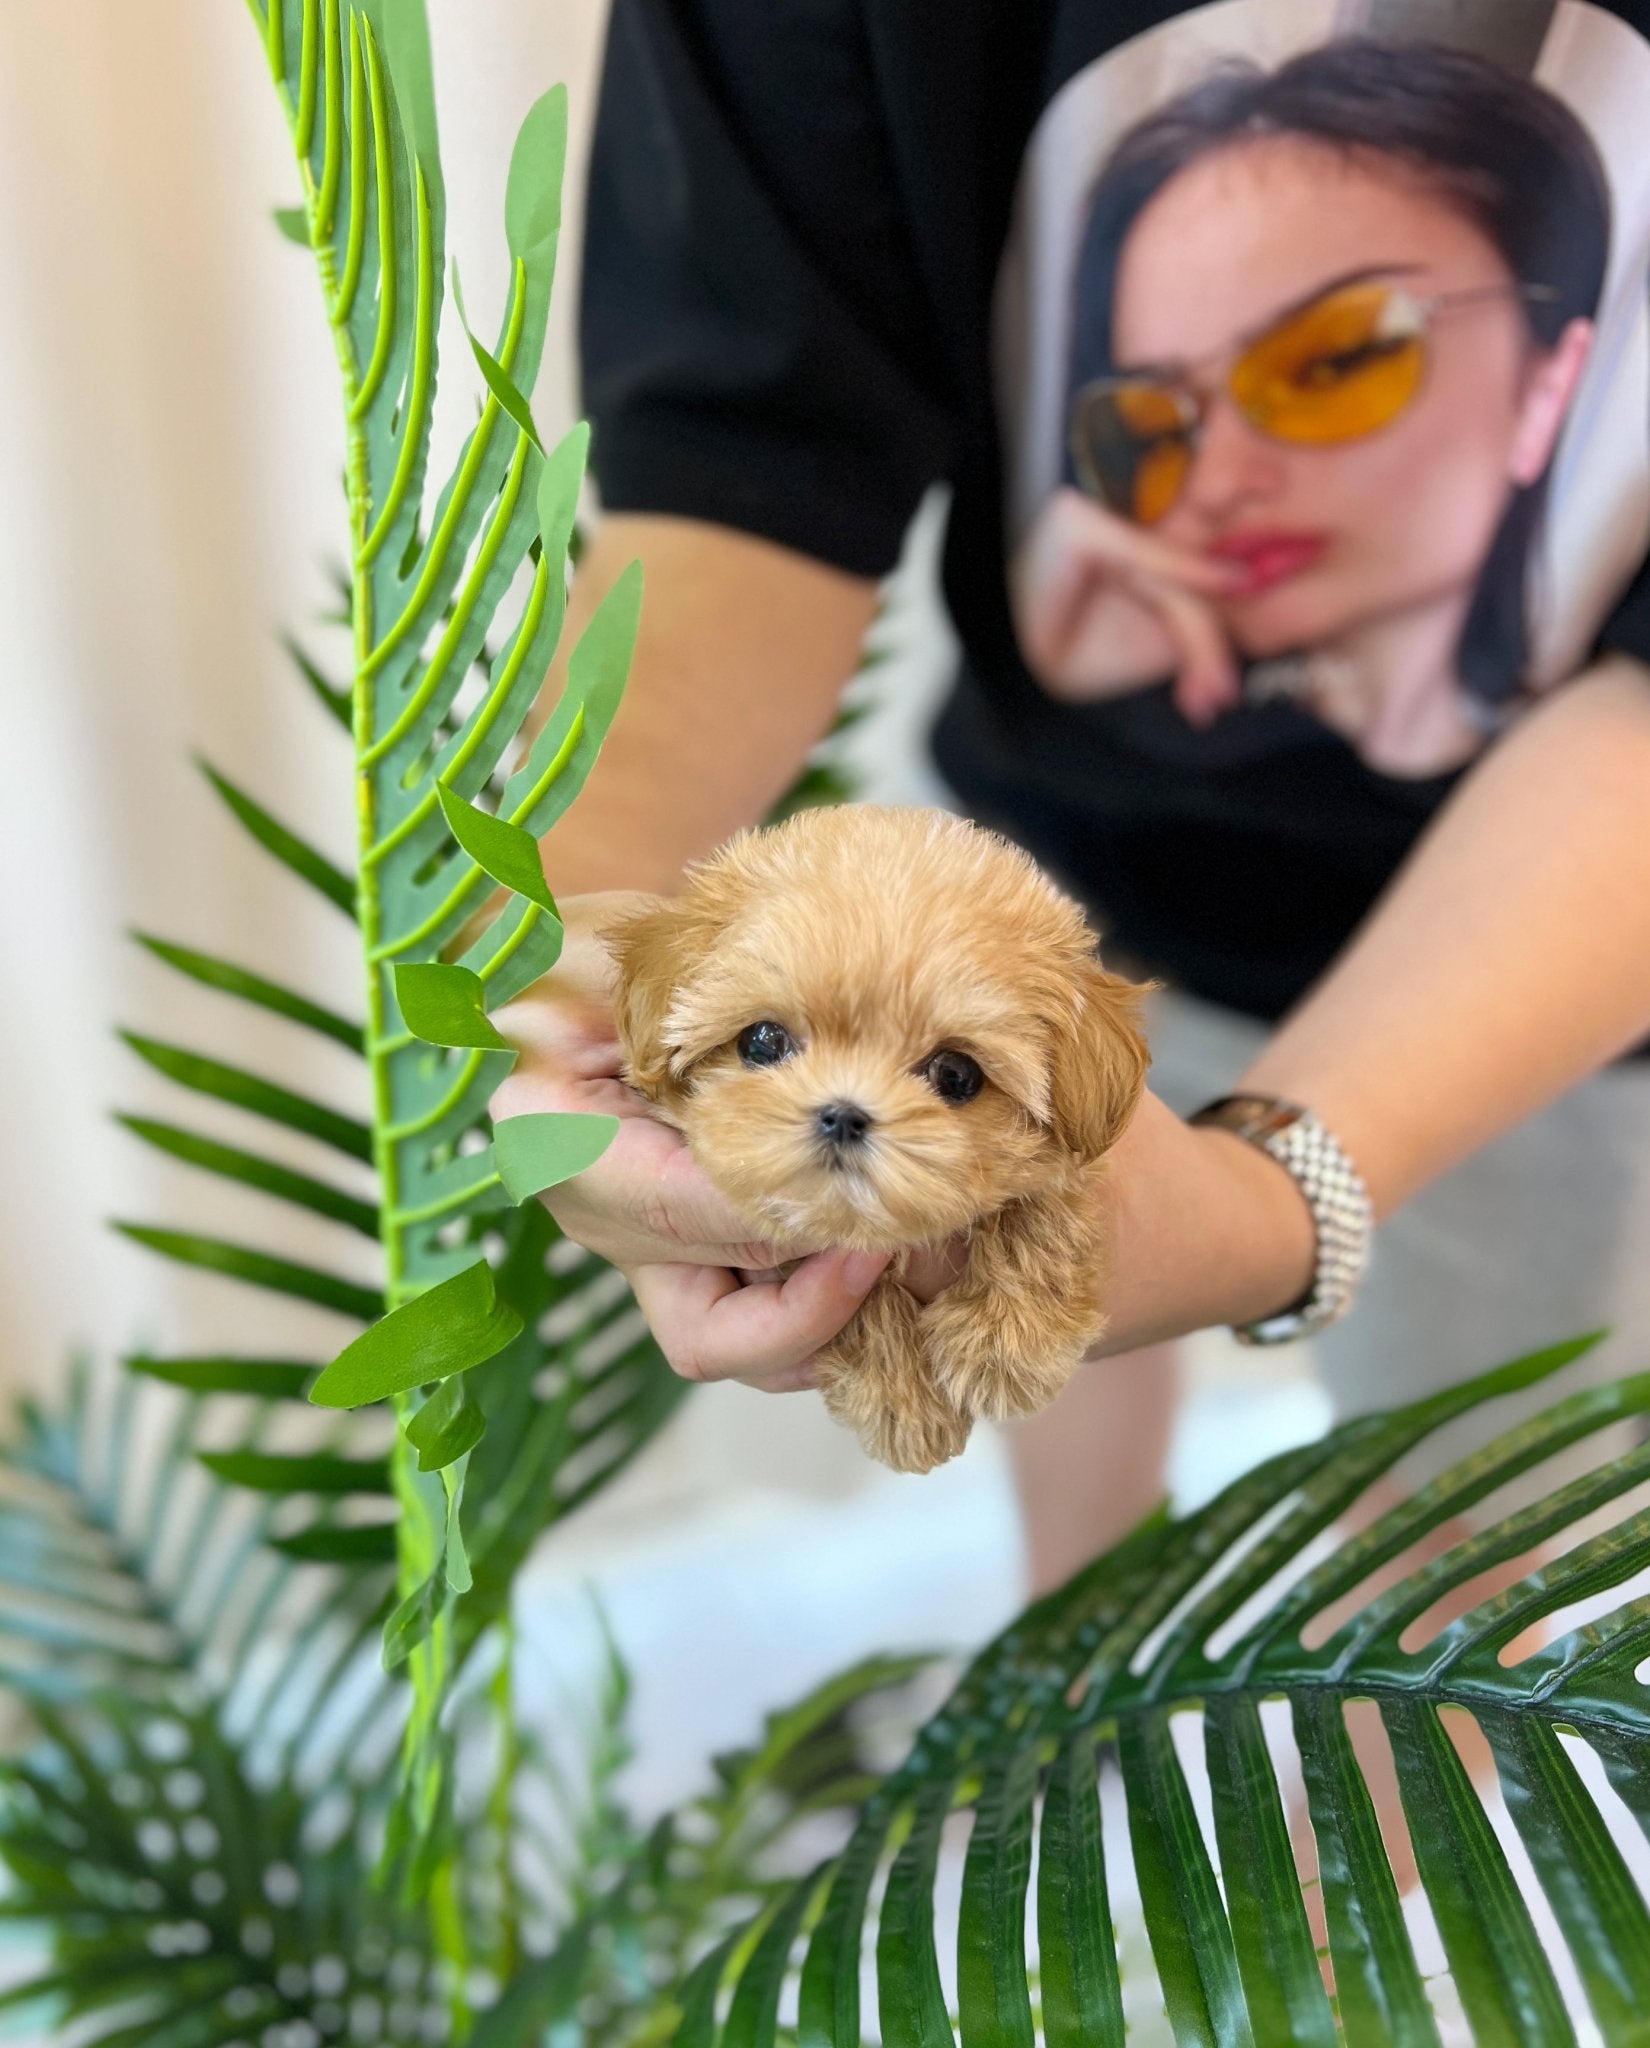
[1069,39,1612,702]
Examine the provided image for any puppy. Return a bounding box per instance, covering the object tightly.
[604,807,1150,1473]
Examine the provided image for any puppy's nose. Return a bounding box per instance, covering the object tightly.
[816,1101,872,1147]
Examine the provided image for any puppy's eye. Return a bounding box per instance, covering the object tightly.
[737,1020,796,1068]
[923,1049,984,1104]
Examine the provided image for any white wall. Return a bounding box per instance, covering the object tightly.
[0,2,602,1393]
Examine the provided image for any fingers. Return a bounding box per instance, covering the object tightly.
[491,893,665,1081]
[1016,489,1245,718]
[492,1042,800,1267]
[1059,500,1243,717]
[490,942,801,1266]
[1150,577,1244,726]
[1050,487,1248,599]
[632,1249,890,1391]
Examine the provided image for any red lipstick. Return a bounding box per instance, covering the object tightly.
[1209,531,1327,594]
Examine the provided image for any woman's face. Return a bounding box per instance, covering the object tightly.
[1110,136,1566,660]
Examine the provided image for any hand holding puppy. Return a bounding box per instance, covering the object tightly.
[603,807,1150,1472]
[492,894,918,1394]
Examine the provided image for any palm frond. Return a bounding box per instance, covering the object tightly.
[691,1339,1650,2045]
[0,1371,452,2045]
[98,0,685,1876]
[106,0,888,1936]
[468,1650,942,2048]
[243,10,658,1806]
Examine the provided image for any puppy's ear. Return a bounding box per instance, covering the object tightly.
[602,897,723,1101]
[1047,962,1151,1162]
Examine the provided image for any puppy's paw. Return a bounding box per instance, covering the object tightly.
[815,1280,973,1473]
[850,1377,974,1474]
[922,1293,1089,1423]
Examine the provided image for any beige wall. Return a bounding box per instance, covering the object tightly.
[0,2,611,1395]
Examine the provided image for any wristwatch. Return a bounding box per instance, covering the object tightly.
[1187,1093,1374,1345]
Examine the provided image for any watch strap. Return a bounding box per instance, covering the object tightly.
[1188,1093,1373,1345]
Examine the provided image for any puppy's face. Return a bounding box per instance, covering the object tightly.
[608,810,1149,1252]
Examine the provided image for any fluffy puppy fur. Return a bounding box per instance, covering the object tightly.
[605,807,1150,1473]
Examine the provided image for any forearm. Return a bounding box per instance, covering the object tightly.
[538,514,879,894]
[1241,655,1650,1215]
[1090,1096,1317,1355]
[1096,655,1650,1355]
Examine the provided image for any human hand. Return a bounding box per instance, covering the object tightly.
[492,895,960,1392]
[1010,487,1249,727]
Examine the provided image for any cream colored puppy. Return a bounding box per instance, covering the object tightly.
[605,807,1149,1473]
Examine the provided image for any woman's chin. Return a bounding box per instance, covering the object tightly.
[1221,581,1349,661]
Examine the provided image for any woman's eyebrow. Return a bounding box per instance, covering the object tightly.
[1111,261,1431,378]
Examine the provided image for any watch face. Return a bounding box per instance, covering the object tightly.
[1237,1096,1305,1143]
[1195,1094,1303,1143]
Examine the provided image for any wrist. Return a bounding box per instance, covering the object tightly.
[1089,1092,1316,1355]
[1191,1123,1320,1329]
[1189,1095,1374,1343]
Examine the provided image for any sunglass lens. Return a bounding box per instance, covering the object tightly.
[1074,383,1196,523]
[1231,283,1425,444]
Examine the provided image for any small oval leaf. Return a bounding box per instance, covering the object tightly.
[310,1262,524,1409]
[436,784,558,915]
[394,962,510,1050]
[406,1377,487,1474]
[453,262,543,450]
[494,1113,619,1202]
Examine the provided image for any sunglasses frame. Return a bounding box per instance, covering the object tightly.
[1068,274,1558,521]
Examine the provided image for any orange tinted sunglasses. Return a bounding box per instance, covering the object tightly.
[1069,276,1555,526]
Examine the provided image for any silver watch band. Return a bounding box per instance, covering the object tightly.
[1187,1094,1374,1345]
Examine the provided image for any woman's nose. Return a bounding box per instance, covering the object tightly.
[1180,394,1285,519]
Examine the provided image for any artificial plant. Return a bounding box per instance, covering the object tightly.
[0,1369,923,2044]
[690,1334,1650,2047]
[111,0,681,1881]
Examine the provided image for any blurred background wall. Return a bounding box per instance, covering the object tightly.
[0,0,601,1394]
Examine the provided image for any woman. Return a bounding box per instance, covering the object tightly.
[1011,42,1608,777]
[502,23,1650,1602]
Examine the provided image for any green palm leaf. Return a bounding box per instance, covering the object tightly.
[130,931,363,1050]
[0,1371,452,2045]
[244,6,656,1804]
[96,0,687,1877]
[692,1340,1650,2045]
[108,0,872,1935]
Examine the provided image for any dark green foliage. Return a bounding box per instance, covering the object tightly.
[0,1368,935,2043]
[0,1371,430,2043]
[699,1338,1650,2044]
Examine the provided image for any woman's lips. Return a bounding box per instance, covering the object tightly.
[1209,531,1328,594]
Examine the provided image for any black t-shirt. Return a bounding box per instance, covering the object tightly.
[581,0,1650,1019]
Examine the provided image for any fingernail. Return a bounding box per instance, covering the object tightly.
[842,1251,887,1293]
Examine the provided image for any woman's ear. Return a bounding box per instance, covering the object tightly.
[1047,962,1152,1162]
[603,897,723,1101]
[1510,316,1593,487]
